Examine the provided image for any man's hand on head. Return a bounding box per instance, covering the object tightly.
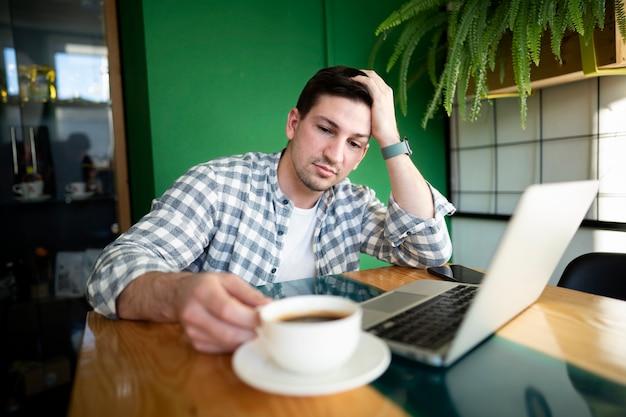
[352,70,401,148]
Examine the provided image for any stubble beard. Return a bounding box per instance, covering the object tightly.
[295,158,336,193]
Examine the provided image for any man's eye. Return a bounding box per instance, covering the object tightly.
[349,141,362,149]
[318,126,331,134]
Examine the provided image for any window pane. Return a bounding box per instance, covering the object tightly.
[496,193,523,215]
[598,196,626,223]
[457,148,495,191]
[598,134,626,194]
[453,192,495,214]
[497,142,540,192]
[54,52,109,102]
[542,137,595,183]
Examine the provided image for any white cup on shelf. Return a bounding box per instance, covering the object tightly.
[65,181,87,195]
[13,181,44,199]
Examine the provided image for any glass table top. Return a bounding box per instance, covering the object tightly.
[258,274,626,417]
[373,335,626,417]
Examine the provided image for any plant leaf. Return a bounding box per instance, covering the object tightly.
[374,0,626,130]
[615,0,626,40]
[568,0,585,35]
[442,0,484,115]
[427,27,447,86]
[616,0,626,40]
[527,0,543,65]
[386,10,447,73]
[510,0,533,127]
[483,2,511,72]
[421,74,445,129]
[375,0,448,35]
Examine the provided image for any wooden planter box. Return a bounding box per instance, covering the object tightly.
[486,1,626,96]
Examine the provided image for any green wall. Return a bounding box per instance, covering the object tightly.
[117,0,447,270]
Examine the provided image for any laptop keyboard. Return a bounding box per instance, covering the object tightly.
[367,285,479,350]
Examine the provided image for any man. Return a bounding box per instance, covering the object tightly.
[87,66,455,354]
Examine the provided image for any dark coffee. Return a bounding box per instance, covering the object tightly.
[277,310,349,323]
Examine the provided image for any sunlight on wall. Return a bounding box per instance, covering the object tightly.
[598,77,626,221]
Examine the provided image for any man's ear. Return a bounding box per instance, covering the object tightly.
[285,108,300,140]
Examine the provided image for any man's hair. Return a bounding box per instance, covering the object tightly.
[296,66,373,118]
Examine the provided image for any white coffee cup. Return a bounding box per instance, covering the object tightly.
[13,180,44,198]
[65,181,87,195]
[258,295,362,375]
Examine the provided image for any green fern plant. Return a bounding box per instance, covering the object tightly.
[373,0,626,129]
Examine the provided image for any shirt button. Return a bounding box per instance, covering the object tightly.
[282,199,289,205]
[277,230,284,236]
[271,268,277,273]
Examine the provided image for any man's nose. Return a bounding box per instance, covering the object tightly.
[323,138,344,164]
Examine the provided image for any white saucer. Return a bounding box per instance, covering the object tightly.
[66,191,94,200]
[232,332,390,396]
[15,194,51,203]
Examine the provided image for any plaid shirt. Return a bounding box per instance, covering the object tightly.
[87,151,455,318]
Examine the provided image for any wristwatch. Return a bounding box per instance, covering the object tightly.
[381,137,412,160]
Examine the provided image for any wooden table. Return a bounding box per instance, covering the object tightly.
[67,266,626,417]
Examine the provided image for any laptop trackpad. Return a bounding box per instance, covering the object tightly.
[364,292,427,313]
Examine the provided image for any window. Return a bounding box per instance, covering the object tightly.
[3,44,109,103]
[449,76,626,226]
[3,47,18,96]
[54,46,109,102]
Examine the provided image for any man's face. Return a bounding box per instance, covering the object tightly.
[285,94,371,194]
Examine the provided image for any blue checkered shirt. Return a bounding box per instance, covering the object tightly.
[87,151,455,318]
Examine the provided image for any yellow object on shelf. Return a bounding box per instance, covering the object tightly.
[18,64,56,101]
[580,32,626,76]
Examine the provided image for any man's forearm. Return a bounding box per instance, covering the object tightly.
[385,155,435,219]
[116,271,185,322]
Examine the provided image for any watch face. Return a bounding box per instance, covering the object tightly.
[404,139,412,155]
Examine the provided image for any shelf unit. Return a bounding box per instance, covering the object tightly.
[0,0,129,413]
[485,1,626,96]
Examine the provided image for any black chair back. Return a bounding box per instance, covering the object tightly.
[558,252,626,301]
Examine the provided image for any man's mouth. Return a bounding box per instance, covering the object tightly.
[314,163,336,177]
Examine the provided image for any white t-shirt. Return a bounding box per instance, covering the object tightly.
[274,204,317,282]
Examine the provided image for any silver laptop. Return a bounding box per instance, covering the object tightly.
[361,180,599,367]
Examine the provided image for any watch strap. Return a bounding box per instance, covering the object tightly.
[381,138,412,160]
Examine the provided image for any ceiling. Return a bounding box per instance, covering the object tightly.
[3,0,104,36]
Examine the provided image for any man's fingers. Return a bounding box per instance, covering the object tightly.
[175,272,272,353]
[184,307,257,353]
[222,274,272,307]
